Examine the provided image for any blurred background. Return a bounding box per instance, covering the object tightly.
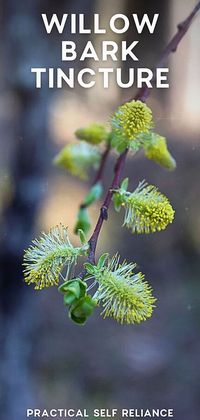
[0,0,200,419]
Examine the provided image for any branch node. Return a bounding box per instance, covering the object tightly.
[101,206,108,221]
[177,22,185,30]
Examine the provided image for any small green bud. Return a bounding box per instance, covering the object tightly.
[65,281,81,298]
[58,280,73,293]
[83,182,103,207]
[59,278,87,298]
[70,314,87,325]
[75,123,108,145]
[63,292,77,306]
[74,208,91,235]
[69,295,97,324]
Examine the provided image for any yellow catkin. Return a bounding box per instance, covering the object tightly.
[144,134,176,170]
[75,123,108,145]
[113,181,175,234]
[23,225,83,290]
[112,100,153,141]
[93,255,156,324]
[53,143,100,180]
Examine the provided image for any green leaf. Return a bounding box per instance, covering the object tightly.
[69,312,87,325]
[110,132,141,154]
[112,193,123,212]
[58,280,70,293]
[59,278,87,297]
[120,178,129,191]
[111,135,127,153]
[80,295,97,316]
[97,253,109,269]
[63,292,77,306]
[65,281,81,299]
[84,262,96,275]
[83,182,103,207]
[69,296,97,324]
[74,208,91,235]
[78,229,87,245]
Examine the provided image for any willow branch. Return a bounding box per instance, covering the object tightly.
[93,143,111,185]
[135,1,200,102]
[85,1,200,266]
[77,143,111,213]
[88,148,128,264]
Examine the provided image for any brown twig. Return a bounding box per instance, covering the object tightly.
[83,1,200,269]
[93,143,111,186]
[77,143,111,212]
[135,1,200,102]
[88,148,128,264]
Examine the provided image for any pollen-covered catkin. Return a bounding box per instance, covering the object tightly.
[113,180,175,234]
[112,100,153,140]
[23,225,87,290]
[91,255,156,324]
